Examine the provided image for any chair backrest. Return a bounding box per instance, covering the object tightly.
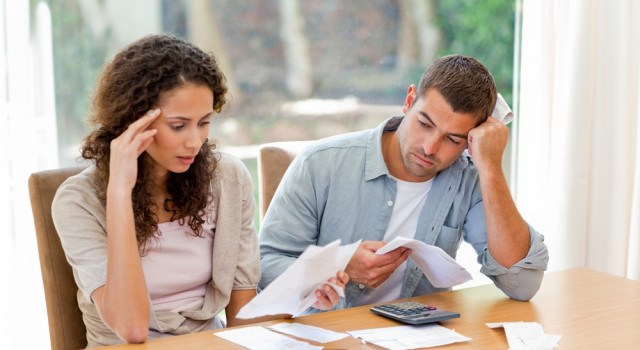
[28,166,87,350]
[257,141,311,220]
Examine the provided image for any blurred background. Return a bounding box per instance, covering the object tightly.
[48,0,516,164]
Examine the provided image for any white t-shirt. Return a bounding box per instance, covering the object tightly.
[360,178,433,305]
[141,217,215,312]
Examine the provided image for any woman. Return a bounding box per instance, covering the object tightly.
[52,34,347,347]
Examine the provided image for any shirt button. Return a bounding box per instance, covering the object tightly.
[358,284,365,289]
[387,200,393,207]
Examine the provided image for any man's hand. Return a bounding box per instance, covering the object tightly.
[467,116,509,175]
[345,241,411,288]
[312,271,349,310]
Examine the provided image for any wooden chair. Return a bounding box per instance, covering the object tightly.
[28,167,87,350]
[257,141,311,220]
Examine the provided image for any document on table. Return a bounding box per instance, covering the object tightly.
[348,324,471,350]
[376,236,472,288]
[215,326,322,350]
[267,323,349,343]
[486,322,561,349]
[236,239,360,319]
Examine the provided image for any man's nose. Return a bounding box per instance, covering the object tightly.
[422,135,441,155]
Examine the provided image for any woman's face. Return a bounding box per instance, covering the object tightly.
[144,83,214,179]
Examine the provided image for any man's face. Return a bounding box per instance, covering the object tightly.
[395,86,477,181]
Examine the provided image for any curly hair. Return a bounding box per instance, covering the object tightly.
[81,34,227,250]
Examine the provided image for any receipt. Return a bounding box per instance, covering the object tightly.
[491,93,513,125]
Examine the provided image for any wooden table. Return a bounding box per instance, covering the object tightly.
[98,268,640,349]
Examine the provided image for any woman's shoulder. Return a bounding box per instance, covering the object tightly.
[214,151,250,177]
[54,166,102,206]
[52,165,106,227]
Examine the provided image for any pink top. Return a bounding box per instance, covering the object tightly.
[141,217,215,312]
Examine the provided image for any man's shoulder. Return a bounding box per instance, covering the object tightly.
[303,129,372,158]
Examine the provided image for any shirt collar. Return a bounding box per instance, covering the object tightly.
[364,116,403,181]
[364,115,470,182]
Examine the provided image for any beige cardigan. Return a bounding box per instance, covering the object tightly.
[52,152,260,347]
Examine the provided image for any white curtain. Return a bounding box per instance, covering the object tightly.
[516,0,640,280]
[1,1,59,348]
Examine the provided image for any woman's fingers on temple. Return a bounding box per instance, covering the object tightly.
[136,129,158,154]
[121,109,161,141]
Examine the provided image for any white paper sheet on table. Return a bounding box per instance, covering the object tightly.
[376,236,472,288]
[486,322,561,349]
[348,324,471,350]
[268,322,349,343]
[214,326,322,350]
[236,239,360,319]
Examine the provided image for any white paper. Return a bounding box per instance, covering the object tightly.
[348,324,471,350]
[492,93,513,125]
[486,322,561,350]
[268,322,349,343]
[214,326,322,350]
[376,236,472,288]
[237,239,360,319]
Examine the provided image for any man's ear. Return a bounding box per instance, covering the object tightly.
[402,84,417,114]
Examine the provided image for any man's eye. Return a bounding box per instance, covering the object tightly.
[448,137,461,145]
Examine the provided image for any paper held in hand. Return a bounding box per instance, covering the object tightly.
[376,236,472,288]
[236,239,360,319]
[491,93,513,125]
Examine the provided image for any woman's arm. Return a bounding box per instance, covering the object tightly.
[91,110,161,343]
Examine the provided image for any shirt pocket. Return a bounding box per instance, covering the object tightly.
[434,225,462,257]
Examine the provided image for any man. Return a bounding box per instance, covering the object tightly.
[259,55,548,310]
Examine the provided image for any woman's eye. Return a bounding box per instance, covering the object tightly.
[198,120,211,127]
[171,124,185,130]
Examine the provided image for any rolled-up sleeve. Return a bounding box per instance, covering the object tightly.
[479,225,548,300]
[463,191,549,301]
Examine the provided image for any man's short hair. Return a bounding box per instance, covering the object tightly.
[417,55,497,123]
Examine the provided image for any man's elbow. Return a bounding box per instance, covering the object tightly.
[499,269,544,301]
[506,287,540,301]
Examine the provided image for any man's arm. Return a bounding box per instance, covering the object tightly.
[259,153,325,289]
[259,150,410,292]
[468,117,530,267]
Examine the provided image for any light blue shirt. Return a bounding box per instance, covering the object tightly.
[259,116,549,310]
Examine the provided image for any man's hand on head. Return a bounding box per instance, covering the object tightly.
[466,117,509,174]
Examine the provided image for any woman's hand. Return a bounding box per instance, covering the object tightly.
[108,109,161,192]
[312,271,349,310]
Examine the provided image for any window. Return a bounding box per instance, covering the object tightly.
[48,0,516,167]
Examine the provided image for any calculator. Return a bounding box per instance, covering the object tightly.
[370,301,460,325]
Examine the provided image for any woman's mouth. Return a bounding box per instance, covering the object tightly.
[177,156,195,165]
